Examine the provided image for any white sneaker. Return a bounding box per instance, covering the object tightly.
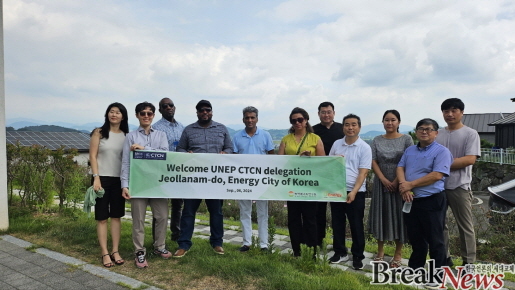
[328,253,350,264]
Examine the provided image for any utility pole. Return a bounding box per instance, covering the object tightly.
[0,0,9,230]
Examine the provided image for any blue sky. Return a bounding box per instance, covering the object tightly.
[4,0,515,130]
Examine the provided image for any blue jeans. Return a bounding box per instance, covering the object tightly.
[177,199,224,250]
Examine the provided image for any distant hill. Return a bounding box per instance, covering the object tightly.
[360,130,413,140]
[266,129,289,140]
[16,125,83,133]
[361,124,414,133]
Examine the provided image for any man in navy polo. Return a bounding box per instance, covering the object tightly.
[233,106,275,252]
[397,118,453,271]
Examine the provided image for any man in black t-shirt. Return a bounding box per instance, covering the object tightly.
[312,101,344,248]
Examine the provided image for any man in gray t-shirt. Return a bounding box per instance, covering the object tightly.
[436,98,480,266]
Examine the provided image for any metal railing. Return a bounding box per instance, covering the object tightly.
[480,148,515,165]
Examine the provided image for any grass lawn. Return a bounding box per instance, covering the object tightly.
[2,207,417,290]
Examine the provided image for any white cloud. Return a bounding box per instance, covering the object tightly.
[4,0,515,132]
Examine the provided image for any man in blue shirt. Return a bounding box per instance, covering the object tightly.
[152,98,185,242]
[397,118,453,271]
[233,106,275,252]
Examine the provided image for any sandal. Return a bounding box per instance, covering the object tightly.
[110,251,125,265]
[373,255,384,261]
[390,259,402,268]
[101,254,114,268]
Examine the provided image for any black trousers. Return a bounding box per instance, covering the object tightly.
[152,198,183,241]
[404,191,447,269]
[330,192,366,261]
[287,201,318,255]
[316,202,328,246]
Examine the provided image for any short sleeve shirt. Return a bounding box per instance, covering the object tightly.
[152,118,184,152]
[329,136,372,192]
[313,122,344,155]
[398,141,453,198]
[177,120,233,154]
[436,126,480,190]
[233,127,275,155]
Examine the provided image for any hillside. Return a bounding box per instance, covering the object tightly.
[16,125,84,133]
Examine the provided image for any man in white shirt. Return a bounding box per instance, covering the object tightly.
[328,114,372,270]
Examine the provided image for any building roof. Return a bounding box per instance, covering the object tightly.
[489,112,515,126]
[6,131,90,152]
[462,113,509,133]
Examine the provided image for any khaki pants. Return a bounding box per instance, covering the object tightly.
[131,198,169,254]
[443,187,476,263]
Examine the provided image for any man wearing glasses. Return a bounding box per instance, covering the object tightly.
[121,102,170,268]
[313,101,343,249]
[152,98,185,242]
[173,100,233,258]
[397,119,452,283]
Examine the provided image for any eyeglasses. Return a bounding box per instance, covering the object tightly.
[161,103,174,109]
[290,117,305,124]
[416,127,436,133]
[197,108,212,113]
[138,111,154,117]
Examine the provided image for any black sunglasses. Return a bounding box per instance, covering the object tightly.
[161,103,175,109]
[198,108,212,113]
[290,117,305,124]
[138,111,154,117]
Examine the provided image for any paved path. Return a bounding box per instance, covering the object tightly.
[0,235,160,290]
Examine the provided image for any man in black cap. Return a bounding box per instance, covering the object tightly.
[172,100,233,258]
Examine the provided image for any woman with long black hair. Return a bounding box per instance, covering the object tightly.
[89,102,129,267]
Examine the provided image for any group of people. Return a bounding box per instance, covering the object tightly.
[89,97,480,279]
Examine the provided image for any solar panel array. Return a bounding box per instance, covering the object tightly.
[6,131,90,151]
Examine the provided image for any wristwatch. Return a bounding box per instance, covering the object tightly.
[92,174,99,177]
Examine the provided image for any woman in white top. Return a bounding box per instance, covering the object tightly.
[89,102,129,268]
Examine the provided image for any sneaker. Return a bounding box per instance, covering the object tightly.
[154,248,172,259]
[214,246,225,255]
[328,253,350,264]
[353,259,364,270]
[239,245,250,252]
[260,247,269,252]
[135,251,148,268]
[172,248,188,258]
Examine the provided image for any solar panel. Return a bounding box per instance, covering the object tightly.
[5,131,91,152]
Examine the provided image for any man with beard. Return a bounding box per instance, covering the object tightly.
[152,98,185,242]
[172,100,233,258]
